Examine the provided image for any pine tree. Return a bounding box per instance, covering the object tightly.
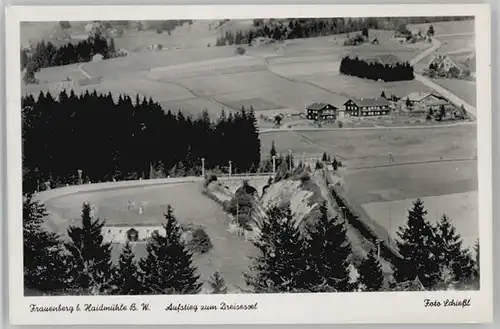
[23,195,68,293]
[139,205,202,294]
[322,152,328,162]
[65,202,114,295]
[304,202,353,292]
[270,140,277,158]
[112,242,141,295]
[357,249,384,291]
[394,199,441,288]
[474,239,480,278]
[380,91,387,99]
[434,214,475,283]
[245,205,308,293]
[209,271,228,294]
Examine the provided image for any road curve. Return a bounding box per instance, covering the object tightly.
[410,35,477,119]
[34,175,272,204]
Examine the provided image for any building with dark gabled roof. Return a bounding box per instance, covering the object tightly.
[343,97,392,117]
[306,102,338,122]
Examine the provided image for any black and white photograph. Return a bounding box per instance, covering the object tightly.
[6,4,493,325]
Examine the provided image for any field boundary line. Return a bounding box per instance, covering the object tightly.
[260,120,475,133]
[347,157,476,171]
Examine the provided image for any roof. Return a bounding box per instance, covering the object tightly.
[405,92,447,104]
[344,97,391,107]
[306,102,336,110]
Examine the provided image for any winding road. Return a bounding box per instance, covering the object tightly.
[410,34,477,118]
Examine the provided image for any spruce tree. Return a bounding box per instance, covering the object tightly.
[394,199,441,288]
[245,205,307,293]
[434,214,475,283]
[65,202,114,295]
[23,195,68,293]
[139,205,202,294]
[357,249,384,292]
[112,242,141,295]
[270,140,277,158]
[209,271,228,294]
[304,202,353,292]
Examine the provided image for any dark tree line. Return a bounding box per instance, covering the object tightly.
[22,91,260,194]
[21,33,117,83]
[339,56,414,82]
[216,16,473,46]
[24,191,479,295]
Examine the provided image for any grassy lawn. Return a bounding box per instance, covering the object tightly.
[261,124,477,168]
[408,19,474,36]
[304,74,433,103]
[432,78,476,106]
[45,182,257,293]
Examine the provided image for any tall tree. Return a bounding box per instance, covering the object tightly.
[434,214,475,282]
[393,199,442,288]
[474,239,480,279]
[245,205,307,293]
[304,202,353,292]
[65,202,114,295]
[270,140,277,158]
[357,249,384,291]
[139,205,202,294]
[23,195,68,293]
[209,271,228,294]
[112,242,141,295]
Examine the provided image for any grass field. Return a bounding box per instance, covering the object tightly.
[432,78,476,106]
[408,19,474,36]
[24,22,445,119]
[261,124,477,168]
[44,182,257,293]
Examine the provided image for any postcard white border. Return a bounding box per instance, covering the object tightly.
[6,4,493,325]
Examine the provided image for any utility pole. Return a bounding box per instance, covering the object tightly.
[228,161,232,178]
[288,149,292,171]
[272,155,276,175]
[201,158,205,178]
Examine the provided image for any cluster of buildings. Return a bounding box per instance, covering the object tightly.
[305,92,454,122]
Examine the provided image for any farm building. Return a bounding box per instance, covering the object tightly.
[102,224,164,243]
[404,92,449,110]
[343,97,391,117]
[306,102,337,122]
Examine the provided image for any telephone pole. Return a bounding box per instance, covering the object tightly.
[201,158,205,178]
[228,160,232,178]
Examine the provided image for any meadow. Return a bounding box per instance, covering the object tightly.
[408,19,474,36]
[261,124,477,168]
[433,78,477,106]
[25,24,449,119]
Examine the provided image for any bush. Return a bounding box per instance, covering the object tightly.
[299,172,311,183]
[59,21,71,29]
[235,47,246,55]
[204,174,218,188]
[188,228,213,254]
